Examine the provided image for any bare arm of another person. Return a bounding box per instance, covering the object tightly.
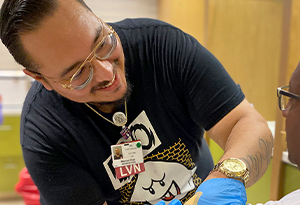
[206,99,273,187]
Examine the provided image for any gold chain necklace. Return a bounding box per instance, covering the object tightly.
[84,101,128,127]
[84,101,132,139]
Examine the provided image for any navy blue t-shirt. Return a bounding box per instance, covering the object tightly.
[21,18,244,205]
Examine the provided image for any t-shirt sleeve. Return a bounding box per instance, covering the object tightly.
[153,25,245,130]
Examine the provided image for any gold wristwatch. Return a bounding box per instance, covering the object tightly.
[211,158,250,186]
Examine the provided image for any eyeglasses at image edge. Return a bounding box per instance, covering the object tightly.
[277,85,300,111]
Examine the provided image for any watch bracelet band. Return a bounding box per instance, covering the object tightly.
[210,159,250,186]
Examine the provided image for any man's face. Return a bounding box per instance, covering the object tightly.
[115,148,120,155]
[282,63,300,169]
[21,0,127,108]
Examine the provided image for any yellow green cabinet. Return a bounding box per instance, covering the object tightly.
[0,115,25,195]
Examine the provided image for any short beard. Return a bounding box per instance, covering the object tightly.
[89,71,133,110]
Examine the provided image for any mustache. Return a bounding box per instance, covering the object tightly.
[90,60,118,94]
[88,75,132,108]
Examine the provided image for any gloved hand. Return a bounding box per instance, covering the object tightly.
[194,178,247,205]
[155,199,182,205]
[154,178,246,205]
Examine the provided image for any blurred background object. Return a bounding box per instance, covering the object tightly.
[15,168,40,205]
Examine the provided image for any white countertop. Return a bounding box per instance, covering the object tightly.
[2,104,23,115]
[0,70,31,116]
[267,121,297,167]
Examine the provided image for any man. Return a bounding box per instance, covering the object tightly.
[0,0,273,204]
[256,62,300,205]
[113,147,123,160]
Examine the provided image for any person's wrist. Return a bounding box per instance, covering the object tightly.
[207,170,244,184]
[209,158,249,186]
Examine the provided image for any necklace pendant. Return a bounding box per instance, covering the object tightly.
[120,126,131,140]
[112,112,127,127]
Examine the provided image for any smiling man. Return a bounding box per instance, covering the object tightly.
[21,1,128,112]
[0,0,273,204]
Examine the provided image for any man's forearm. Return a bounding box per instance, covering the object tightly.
[210,117,273,187]
[206,99,273,187]
[226,120,273,186]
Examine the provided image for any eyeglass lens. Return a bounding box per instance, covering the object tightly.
[280,94,291,111]
[95,33,116,60]
[72,64,92,88]
[72,32,116,89]
[280,87,291,111]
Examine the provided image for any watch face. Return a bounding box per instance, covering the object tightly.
[223,158,246,172]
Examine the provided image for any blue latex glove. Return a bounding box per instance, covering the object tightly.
[154,178,246,205]
[195,178,247,205]
[155,199,182,205]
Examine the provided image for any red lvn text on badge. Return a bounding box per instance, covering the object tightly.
[115,163,145,179]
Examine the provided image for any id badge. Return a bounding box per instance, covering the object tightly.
[111,140,145,179]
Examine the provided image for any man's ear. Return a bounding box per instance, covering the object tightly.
[23,69,53,91]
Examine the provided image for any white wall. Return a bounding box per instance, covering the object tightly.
[85,0,157,23]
